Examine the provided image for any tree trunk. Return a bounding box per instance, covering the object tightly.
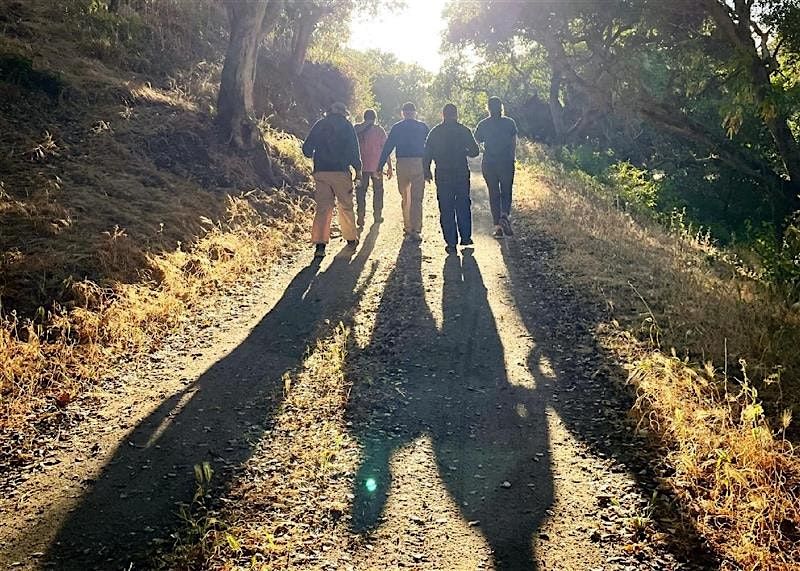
[548,65,566,145]
[218,0,270,150]
[289,15,318,77]
[751,61,800,209]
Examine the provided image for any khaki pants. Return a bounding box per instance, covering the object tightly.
[395,157,426,236]
[311,171,358,244]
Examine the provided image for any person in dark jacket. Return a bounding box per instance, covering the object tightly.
[424,103,480,253]
[475,96,518,237]
[378,102,430,242]
[302,102,362,258]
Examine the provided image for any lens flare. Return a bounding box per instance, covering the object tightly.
[365,477,378,493]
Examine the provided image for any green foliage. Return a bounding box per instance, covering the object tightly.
[60,0,226,76]
[0,54,65,100]
[606,162,660,210]
[442,0,800,292]
[559,146,615,177]
[750,221,800,296]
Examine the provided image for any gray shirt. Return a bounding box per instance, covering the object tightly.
[475,116,518,164]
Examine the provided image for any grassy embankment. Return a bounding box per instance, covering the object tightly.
[0,1,313,466]
[514,144,800,570]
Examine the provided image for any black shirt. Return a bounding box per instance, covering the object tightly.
[423,120,480,183]
[302,114,362,173]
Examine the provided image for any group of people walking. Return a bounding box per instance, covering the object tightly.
[301,97,517,258]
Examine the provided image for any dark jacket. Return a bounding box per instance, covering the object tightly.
[423,120,480,183]
[302,113,362,173]
[378,118,430,169]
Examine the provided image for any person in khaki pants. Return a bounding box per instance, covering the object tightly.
[302,102,362,258]
[378,102,430,241]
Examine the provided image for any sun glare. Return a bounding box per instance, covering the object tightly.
[348,0,450,72]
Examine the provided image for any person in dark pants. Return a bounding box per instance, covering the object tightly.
[475,96,518,237]
[424,103,480,254]
[354,109,392,227]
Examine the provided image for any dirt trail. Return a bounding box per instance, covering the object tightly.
[2,169,710,570]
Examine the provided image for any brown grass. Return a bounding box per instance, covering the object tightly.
[2,189,310,463]
[0,0,319,465]
[514,145,800,569]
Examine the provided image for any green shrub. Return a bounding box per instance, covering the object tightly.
[605,161,661,210]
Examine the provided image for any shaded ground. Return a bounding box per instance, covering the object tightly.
[2,169,716,569]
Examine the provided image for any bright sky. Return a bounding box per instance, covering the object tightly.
[348,0,450,73]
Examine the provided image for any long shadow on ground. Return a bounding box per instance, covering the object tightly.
[499,227,719,568]
[348,241,554,569]
[40,224,382,570]
[347,170,717,569]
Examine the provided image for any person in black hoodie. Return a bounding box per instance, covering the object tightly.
[302,102,362,258]
[424,103,480,253]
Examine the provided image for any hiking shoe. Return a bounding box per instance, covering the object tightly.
[499,215,514,236]
[445,245,458,254]
[346,239,359,249]
[493,226,505,238]
[460,238,474,246]
[314,244,326,258]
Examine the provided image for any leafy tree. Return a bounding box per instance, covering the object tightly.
[445,0,800,232]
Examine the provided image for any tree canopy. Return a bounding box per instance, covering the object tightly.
[443,0,800,247]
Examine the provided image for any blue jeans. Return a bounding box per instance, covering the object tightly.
[482,160,515,225]
[436,177,472,246]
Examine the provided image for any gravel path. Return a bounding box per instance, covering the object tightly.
[1,169,713,570]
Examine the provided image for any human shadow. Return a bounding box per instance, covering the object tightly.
[348,242,554,569]
[40,224,382,570]
[498,231,718,567]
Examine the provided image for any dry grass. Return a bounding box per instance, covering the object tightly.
[514,146,800,569]
[160,323,362,570]
[1,190,310,463]
[0,0,319,464]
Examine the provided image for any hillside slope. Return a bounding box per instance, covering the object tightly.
[0,0,311,467]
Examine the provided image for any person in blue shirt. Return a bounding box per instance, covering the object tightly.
[424,103,480,254]
[475,97,518,237]
[302,102,362,259]
[378,102,430,242]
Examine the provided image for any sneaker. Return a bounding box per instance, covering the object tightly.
[346,239,359,249]
[314,244,326,258]
[460,238,474,246]
[445,245,458,254]
[499,214,513,236]
[357,219,365,229]
[493,226,505,238]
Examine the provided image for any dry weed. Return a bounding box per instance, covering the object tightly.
[514,154,800,569]
[1,193,309,465]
